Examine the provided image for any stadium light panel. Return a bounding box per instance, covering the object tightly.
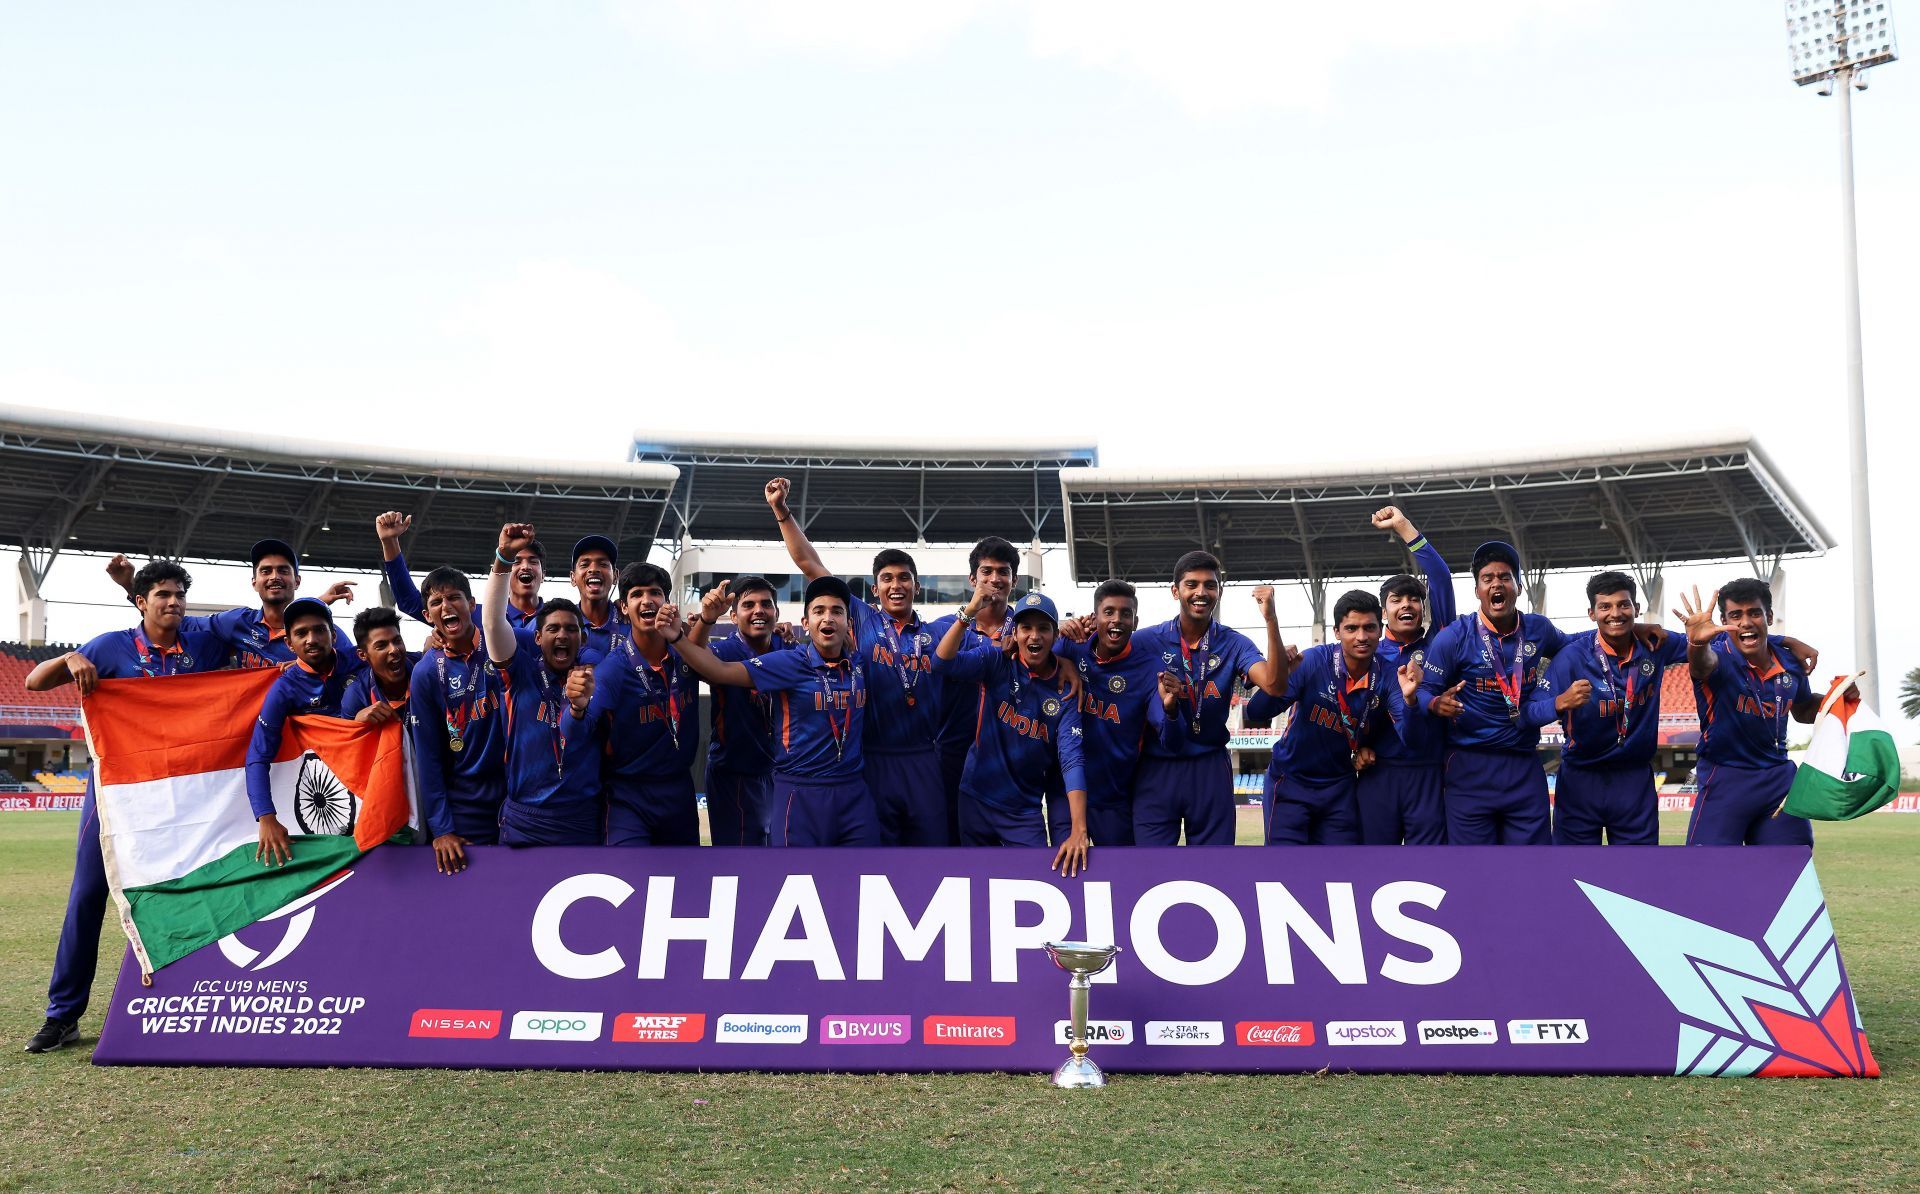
[1787,1,1899,85]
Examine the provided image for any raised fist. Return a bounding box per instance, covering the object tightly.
[565,664,594,715]
[764,477,792,513]
[375,511,413,543]
[498,522,536,558]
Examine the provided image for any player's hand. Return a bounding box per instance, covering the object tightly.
[1051,826,1090,878]
[1781,636,1819,673]
[375,511,413,544]
[1430,681,1466,719]
[66,650,100,696]
[1252,585,1276,620]
[1555,679,1593,714]
[1398,659,1422,703]
[764,477,792,515]
[1060,658,1085,705]
[1354,746,1378,772]
[565,665,594,717]
[498,522,536,560]
[698,581,732,626]
[963,576,997,619]
[1634,624,1669,650]
[355,700,399,725]
[774,620,800,644]
[1673,586,1725,647]
[1371,505,1415,540]
[256,815,292,867]
[423,626,446,652]
[1285,643,1303,667]
[1157,670,1188,715]
[657,604,684,644]
[320,581,357,606]
[432,833,469,875]
[106,553,136,592]
[1060,614,1094,644]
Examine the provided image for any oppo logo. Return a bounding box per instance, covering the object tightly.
[509,1011,604,1041]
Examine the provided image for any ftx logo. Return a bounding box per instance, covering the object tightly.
[1507,1019,1588,1044]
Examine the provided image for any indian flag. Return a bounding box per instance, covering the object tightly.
[83,668,415,976]
[1782,674,1902,821]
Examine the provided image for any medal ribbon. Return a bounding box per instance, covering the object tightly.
[1475,615,1527,719]
[1592,637,1636,748]
[624,637,681,752]
[535,663,568,776]
[1332,657,1382,755]
[879,612,924,706]
[1737,644,1790,754]
[1179,626,1211,731]
[817,654,860,763]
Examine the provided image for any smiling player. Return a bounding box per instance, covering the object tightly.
[698,577,791,846]
[1358,505,1455,845]
[596,562,703,846]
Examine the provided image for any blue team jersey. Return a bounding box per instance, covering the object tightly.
[187,606,355,671]
[706,632,789,777]
[380,554,433,624]
[1373,536,1455,765]
[743,642,869,781]
[928,611,1006,756]
[596,634,701,781]
[1057,638,1161,808]
[1695,634,1812,770]
[408,637,508,839]
[938,644,1086,814]
[848,602,939,753]
[498,628,607,809]
[1418,612,1569,753]
[1523,630,1688,769]
[77,624,227,681]
[340,652,418,718]
[1135,618,1266,759]
[244,652,369,816]
[578,605,632,667]
[1256,644,1408,786]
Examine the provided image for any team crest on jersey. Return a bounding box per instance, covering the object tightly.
[1522,641,1538,657]
[179,654,194,667]
[1108,675,1126,693]
[1776,674,1794,689]
[1209,655,1221,671]
[1411,650,1426,667]
[917,633,932,646]
[1640,659,1656,676]
[1042,698,1061,717]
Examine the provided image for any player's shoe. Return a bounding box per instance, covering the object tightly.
[24,1018,79,1054]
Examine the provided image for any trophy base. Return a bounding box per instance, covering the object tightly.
[1051,1053,1108,1089]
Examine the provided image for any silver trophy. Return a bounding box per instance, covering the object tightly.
[1044,940,1122,1088]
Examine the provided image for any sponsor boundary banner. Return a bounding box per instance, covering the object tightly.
[95,846,1876,1077]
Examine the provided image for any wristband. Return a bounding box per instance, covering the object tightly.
[495,549,513,566]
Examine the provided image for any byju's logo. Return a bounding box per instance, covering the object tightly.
[1236,1021,1315,1046]
[1507,1019,1588,1044]
[1416,1020,1499,1045]
[1144,1021,1224,1046]
[509,1011,604,1042]
[217,870,354,972]
[612,1013,706,1043]
[715,1014,808,1044]
[1326,1020,1407,1046]
[409,1009,502,1039]
[821,1015,911,1045]
[1052,1020,1135,1046]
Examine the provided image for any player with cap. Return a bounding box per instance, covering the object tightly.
[933,588,1090,873]
[1356,505,1456,845]
[695,577,790,846]
[1131,553,1291,846]
[243,596,370,866]
[1052,580,1162,846]
[407,566,507,874]
[108,538,356,669]
[21,561,227,1055]
[482,524,606,846]
[596,561,703,846]
[570,534,628,665]
[927,536,1023,841]
[667,575,878,846]
[1244,591,1419,844]
[765,476,947,845]
[341,607,413,723]
[1676,580,1826,846]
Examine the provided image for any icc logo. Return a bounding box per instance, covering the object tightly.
[217,870,355,972]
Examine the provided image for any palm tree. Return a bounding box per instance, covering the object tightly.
[1900,666,1920,721]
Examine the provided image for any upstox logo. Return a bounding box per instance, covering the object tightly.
[715,1014,809,1044]
[1507,1019,1588,1044]
[509,1011,603,1042]
[1417,1020,1499,1045]
[1326,1020,1407,1045]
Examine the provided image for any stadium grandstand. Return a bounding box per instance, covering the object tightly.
[0,641,85,798]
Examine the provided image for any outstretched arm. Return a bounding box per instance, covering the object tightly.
[375,511,427,623]
[1673,586,1724,684]
[659,605,754,688]
[485,524,532,666]
[1242,585,1292,697]
[764,477,830,582]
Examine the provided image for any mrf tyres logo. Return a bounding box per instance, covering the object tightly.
[1326,1020,1407,1046]
[1507,1019,1588,1044]
[509,1011,604,1042]
[613,1013,706,1043]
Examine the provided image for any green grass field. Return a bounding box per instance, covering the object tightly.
[2,811,1915,1192]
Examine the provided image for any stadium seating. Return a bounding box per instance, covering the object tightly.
[1660,662,1698,720]
[33,770,87,793]
[0,641,86,710]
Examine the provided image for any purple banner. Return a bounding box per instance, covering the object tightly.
[95,846,1878,1077]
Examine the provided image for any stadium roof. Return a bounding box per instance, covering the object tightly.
[631,432,1098,546]
[1,405,679,584]
[1060,433,1833,594]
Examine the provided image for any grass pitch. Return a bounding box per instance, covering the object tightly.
[1,811,1915,1193]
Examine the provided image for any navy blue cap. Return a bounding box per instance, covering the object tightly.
[250,538,298,571]
[803,575,853,611]
[571,535,617,567]
[281,596,333,627]
[1010,590,1060,626]
[1471,540,1522,579]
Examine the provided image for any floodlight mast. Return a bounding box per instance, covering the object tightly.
[1787,1,1897,706]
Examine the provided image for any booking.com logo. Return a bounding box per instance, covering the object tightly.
[715,1014,809,1044]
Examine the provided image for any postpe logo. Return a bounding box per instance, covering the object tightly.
[1507,1019,1588,1044]
[1326,1020,1407,1046]
[217,870,355,972]
[922,1016,1016,1045]
[1052,1020,1135,1046]
[409,1009,502,1040]
[821,1015,911,1044]
[1145,1020,1225,1046]
[715,1014,809,1044]
[1416,1020,1499,1045]
[612,1013,707,1043]
[1235,1021,1315,1046]
[509,1011,604,1042]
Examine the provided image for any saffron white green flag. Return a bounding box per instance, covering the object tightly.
[82,668,416,976]
[1783,675,1902,821]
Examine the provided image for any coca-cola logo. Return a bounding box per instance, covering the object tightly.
[1236,1020,1316,1046]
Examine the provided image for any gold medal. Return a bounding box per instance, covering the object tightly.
[449,737,465,754]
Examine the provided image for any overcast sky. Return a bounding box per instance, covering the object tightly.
[3,2,1916,719]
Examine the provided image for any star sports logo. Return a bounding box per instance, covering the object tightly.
[1145,1020,1224,1046]
[612,1013,706,1043]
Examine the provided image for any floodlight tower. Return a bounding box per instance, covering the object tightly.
[1786,1,1897,705]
